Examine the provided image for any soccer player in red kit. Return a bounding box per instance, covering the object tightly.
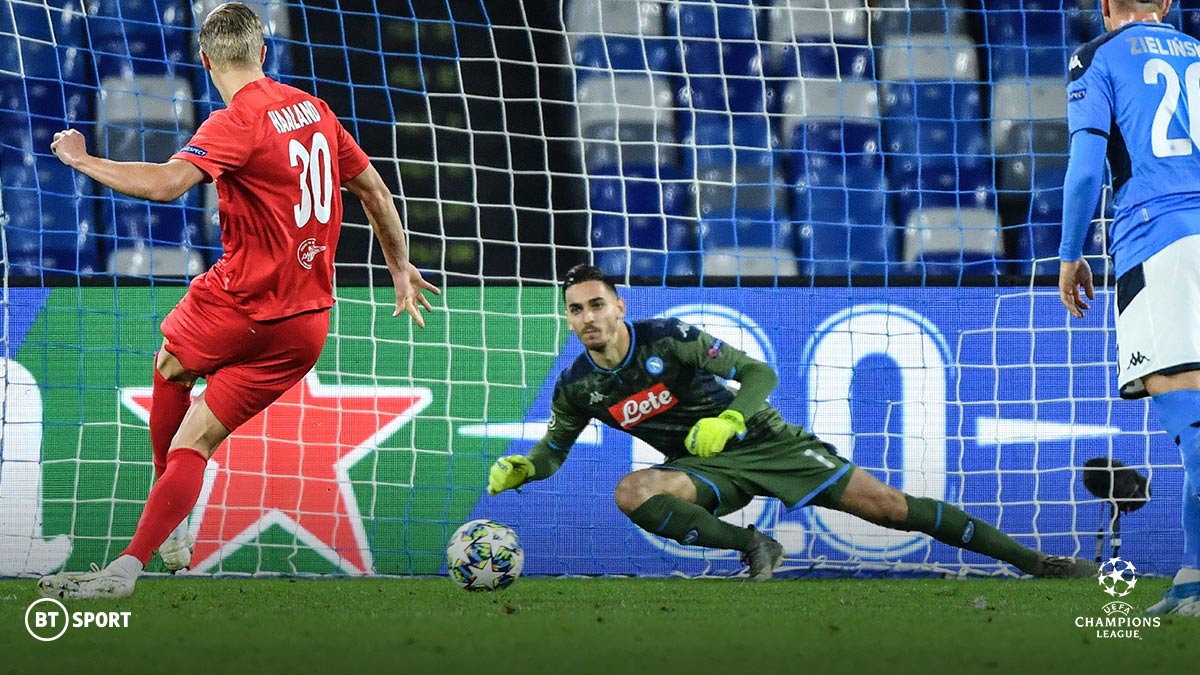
[37,2,439,599]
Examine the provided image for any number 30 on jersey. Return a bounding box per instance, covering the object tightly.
[289,131,332,228]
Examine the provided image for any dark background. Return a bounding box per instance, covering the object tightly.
[291,0,586,286]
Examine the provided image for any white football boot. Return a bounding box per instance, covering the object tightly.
[1146,582,1200,615]
[38,561,137,600]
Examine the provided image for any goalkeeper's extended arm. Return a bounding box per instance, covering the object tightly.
[685,336,778,458]
[723,356,778,420]
[487,439,569,496]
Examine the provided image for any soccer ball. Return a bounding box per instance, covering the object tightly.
[446,519,524,591]
[1097,557,1138,597]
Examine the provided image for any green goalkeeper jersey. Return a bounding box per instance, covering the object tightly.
[526,317,786,479]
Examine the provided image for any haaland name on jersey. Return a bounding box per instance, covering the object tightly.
[267,101,323,134]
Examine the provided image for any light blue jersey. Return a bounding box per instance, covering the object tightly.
[1066,22,1200,276]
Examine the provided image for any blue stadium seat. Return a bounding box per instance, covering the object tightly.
[882,81,989,188]
[96,75,206,275]
[0,0,97,278]
[684,118,772,175]
[573,36,676,80]
[1010,163,1070,274]
[776,77,890,275]
[89,0,189,77]
[989,44,1072,80]
[768,0,872,81]
[879,35,988,193]
[1182,8,1200,41]
[870,0,969,40]
[1,1,91,127]
[7,0,87,45]
[902,206,1005,276]
[669,0,770,144]
[699,209,797,278]
[676,41,768,130]
[588,165,698,279]
[792,160,895,277]
[894,165,1002,275]
[783,119,882,186]
[2,144,99,276]
[773,43,874,80]
[1014,173,1104,275]
[983,0,1075,47]
[667,0,759,40]
[577,74,676,169]
[983,1,1078,78]
[992,78,1068,198]
[895,165,993,227]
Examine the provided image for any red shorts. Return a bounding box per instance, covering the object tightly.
[160,290,330,430]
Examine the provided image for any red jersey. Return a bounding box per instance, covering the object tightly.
[171,77,370,321]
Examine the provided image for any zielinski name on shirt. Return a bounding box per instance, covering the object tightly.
[267,101,323,134]
[1128,36,1200,58]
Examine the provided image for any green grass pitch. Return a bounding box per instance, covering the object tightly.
[1,577,1197,675]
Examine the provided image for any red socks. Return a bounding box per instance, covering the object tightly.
[122,448,208,566]
[150,360,193,478]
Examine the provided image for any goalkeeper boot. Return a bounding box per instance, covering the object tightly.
[1029,553,1099,579]
[157,533,194,573]
[1145,582,1200,615]
[38,562,137,600]
[740,526,784,581]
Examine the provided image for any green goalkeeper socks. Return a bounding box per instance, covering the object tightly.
[628,494,755,552]
[903,495,1039,573]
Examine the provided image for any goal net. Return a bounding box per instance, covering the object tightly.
[0,0,1180,578]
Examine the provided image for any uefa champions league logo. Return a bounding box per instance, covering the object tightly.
[1097,557,1138,597]
[1073,557,1160,639]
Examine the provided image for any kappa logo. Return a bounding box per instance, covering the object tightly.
[1070,54,1083,70]
[610,383,677,428]
[297,238,327,270]
[1127,351,1149,368]
[588,391,604,405]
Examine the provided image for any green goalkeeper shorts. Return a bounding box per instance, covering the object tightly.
[659,423,854,517]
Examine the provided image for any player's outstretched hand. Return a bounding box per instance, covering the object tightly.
[393,262,441,327]
[487,455,535,496]
[50,129,88,168]
[1058,258,1094,319]
[685,410,746,458]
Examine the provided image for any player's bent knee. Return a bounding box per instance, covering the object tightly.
[155,348,197,386]
[614,469,695,514]
[613,473,650,514]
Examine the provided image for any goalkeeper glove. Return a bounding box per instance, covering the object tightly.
[684,410,746,458]
[487,455,535,495]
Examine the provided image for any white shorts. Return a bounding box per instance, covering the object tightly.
[1116,234,1200,398]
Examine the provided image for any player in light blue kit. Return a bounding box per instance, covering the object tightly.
[1060,0,1200,616]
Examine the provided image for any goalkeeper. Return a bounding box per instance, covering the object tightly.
[489,264,1098,580]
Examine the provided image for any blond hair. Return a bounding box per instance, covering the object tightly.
[198,2,265,69]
